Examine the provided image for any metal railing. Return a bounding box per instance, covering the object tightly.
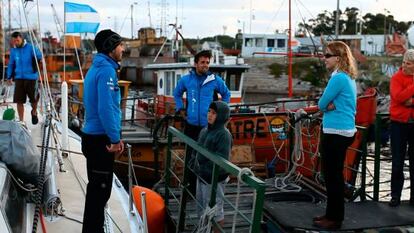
[373,112,390,201]
[164,126,266,233]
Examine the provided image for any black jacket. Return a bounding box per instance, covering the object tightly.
[195,101,232,183]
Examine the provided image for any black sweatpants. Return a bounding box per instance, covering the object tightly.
[321,133,354,222]
[81,133,115,233]
[184,122,204,196]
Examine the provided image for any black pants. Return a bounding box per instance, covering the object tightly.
[81,133,115,233]
[390,121,414,200]
[321,133,354,221]
[184,122,204,197]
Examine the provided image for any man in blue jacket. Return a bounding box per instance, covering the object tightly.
[81,29,124,233]
[173,50,231,195]
[7,31,42,124]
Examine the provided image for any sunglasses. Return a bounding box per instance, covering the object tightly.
[324,53,338,59]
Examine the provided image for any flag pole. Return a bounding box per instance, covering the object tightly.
[62,1,69,157]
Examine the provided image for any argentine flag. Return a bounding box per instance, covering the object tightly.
[65,2,100,34]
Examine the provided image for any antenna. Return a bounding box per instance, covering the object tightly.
[159,0,167,37]
[147,1,152,28]
[51,4,64,39]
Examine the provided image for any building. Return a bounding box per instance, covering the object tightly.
[319,34,386,56]
[201,41,222,51]
[241,33,288,57]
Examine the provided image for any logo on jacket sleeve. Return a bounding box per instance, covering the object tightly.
[107,77,115,90]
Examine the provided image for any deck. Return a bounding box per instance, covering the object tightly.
[1,101,144,232]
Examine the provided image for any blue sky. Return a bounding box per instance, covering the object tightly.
[3,0,413,39]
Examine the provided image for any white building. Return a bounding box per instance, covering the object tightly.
[241,33,288,57]
[201,41,222,51]
[323,34,386,56]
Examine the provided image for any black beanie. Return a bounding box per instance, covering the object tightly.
[94,29,122,54]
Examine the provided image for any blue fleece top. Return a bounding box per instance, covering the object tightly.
[173,70,231,127]
[7,42,42,80]
[82,53,121,144]
[318,70,356,134]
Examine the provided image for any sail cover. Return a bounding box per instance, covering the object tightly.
[0,120,40,183]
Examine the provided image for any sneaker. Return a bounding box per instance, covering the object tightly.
[31,114,38,125]
[389,198,400,207]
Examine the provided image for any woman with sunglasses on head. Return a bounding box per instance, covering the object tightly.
[313,41,358,230]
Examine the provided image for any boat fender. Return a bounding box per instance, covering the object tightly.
[132,185,165,233]
[2,107,15,121]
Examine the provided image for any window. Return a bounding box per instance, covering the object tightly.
[165,71,172,95]
[267,39,275,47]
[255,38,264,47]
[245,38,253,47]
[225,73,241,91]
[175,74,181,87]
[277,39,286,48]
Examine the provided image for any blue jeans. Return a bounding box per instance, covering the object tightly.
[390,121,414,200]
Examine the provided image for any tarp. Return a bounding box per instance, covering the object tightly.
[0,120,40,183]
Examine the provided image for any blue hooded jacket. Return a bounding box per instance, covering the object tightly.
[82,53,121,144]
[7,42,42,80]
[173,70,231,127]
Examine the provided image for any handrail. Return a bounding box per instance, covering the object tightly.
[165,126,266,233]
[373,112,390,201]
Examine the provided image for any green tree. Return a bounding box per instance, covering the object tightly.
[300,9,411,36]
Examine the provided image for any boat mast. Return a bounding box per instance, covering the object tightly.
[335,0,340,39]
[0,2,3,79]
[288,0,292,97]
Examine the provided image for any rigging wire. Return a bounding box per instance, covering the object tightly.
[264,0,287,34]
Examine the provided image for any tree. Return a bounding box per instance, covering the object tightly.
[342,7,360,35]
[300,9,411,36]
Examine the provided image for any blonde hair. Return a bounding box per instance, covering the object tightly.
[326,41,358,79]
[403,49,414,62]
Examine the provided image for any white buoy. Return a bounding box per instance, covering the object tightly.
[61,81,69,156]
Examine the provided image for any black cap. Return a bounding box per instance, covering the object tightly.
[94,29,122,54]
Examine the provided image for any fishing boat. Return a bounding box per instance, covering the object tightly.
[104,2,414,232]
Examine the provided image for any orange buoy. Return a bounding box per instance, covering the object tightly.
[132,185,165,233]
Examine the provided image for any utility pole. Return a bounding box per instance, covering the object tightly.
[130,4,134,39]
[8,0,11,33]
[147,1,152,28]
[383,9,389,55]
[249,0,252,34]
[0,3,3,74]
[335,0,340,39]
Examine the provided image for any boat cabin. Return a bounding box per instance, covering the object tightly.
[144,59,250,116]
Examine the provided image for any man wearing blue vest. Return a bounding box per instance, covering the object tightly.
[7,31,42,124]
